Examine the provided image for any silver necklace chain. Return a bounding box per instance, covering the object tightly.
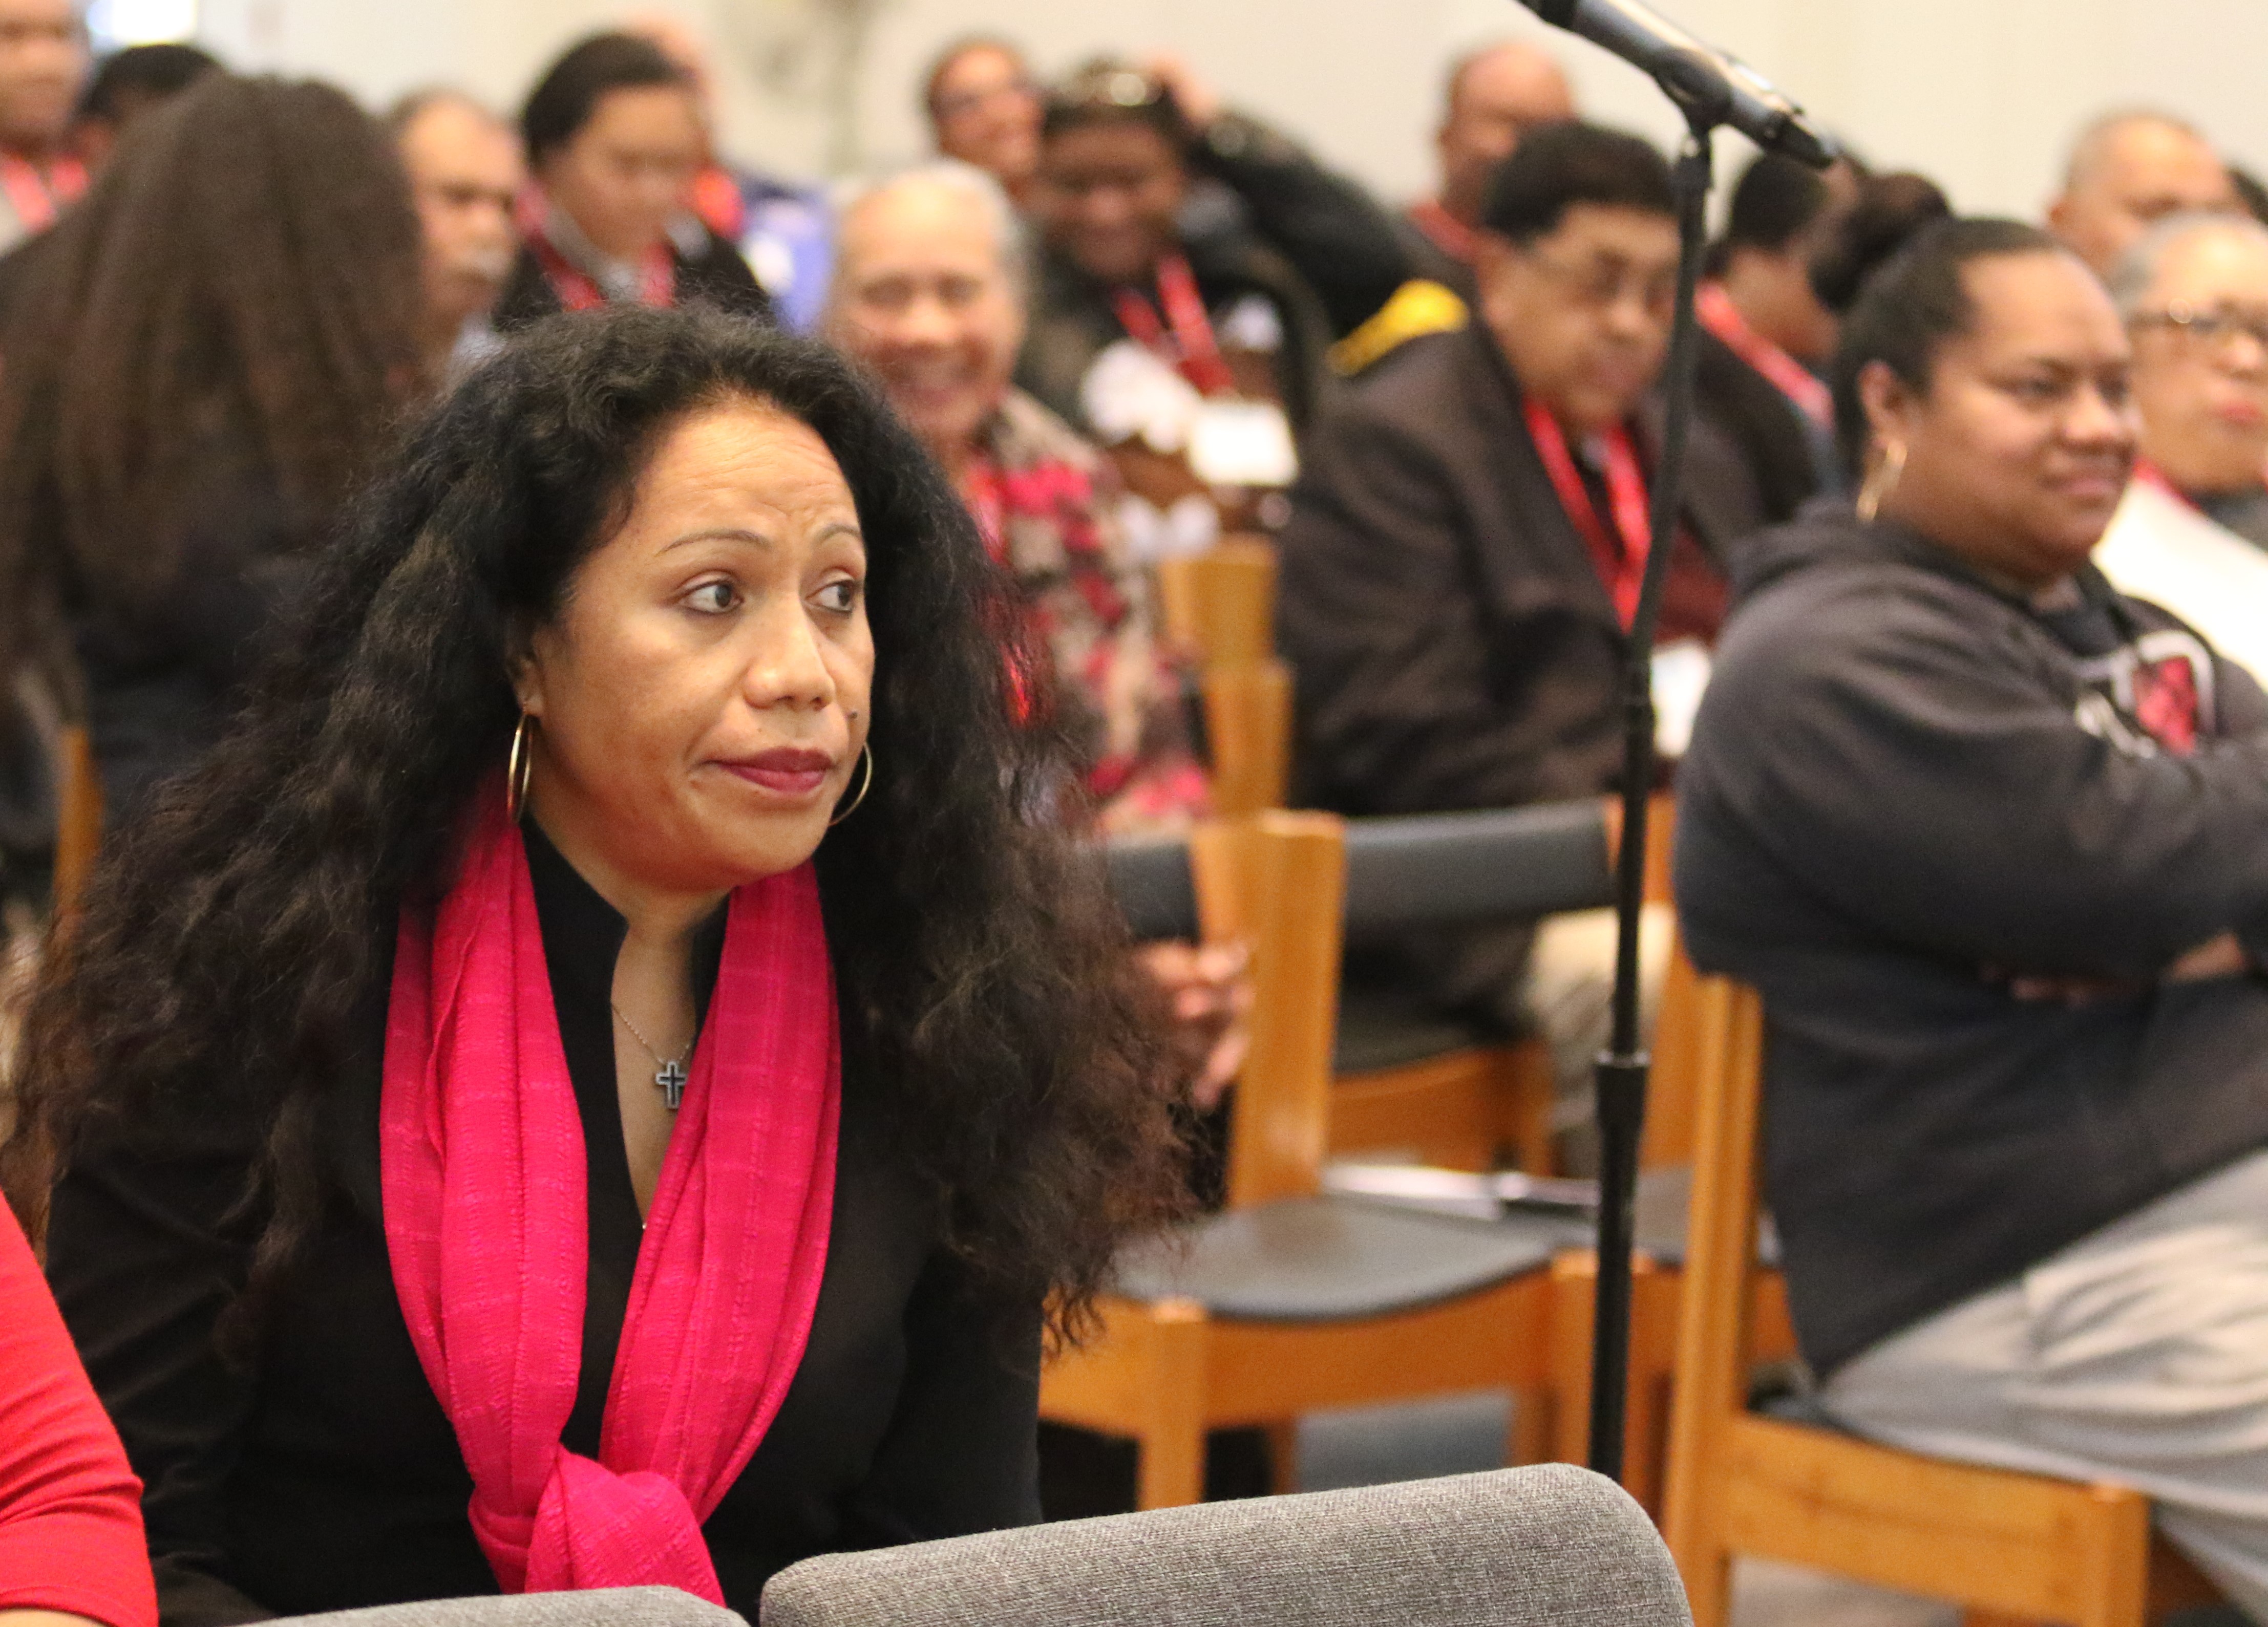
[611,1004,691,1111]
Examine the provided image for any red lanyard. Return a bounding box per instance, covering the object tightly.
[1406,198,1476,266]
[1526,397,1653,629]
[1111,254,1237,397]
[520,189,675,314]
[1,152,83,236]
[2131,457,2185,506]
[1697,282,1832,428]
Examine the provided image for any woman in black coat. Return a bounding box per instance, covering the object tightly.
[494,33,770,331]
[5,309,1185,1625]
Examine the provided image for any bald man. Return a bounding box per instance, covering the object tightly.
[2048,110,2237,276]
[391,90,524,376]
[1403,39,1575,293]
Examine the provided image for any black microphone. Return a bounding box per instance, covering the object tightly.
[1515,0,1836,167]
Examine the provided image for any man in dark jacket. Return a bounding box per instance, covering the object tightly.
[1015,59,1411,443]
[1279,121,1762,1132]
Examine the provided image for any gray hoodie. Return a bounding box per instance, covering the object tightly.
[1676,501,2268,1377]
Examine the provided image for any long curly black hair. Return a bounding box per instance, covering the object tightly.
[0,73,424,672]
[3,306,1187,1341]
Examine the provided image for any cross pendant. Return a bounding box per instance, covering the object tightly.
[656,1058,687,1111]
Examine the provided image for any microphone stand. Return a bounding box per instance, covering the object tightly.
[1586,107,1715,1485]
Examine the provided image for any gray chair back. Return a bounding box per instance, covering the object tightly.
[1104,802,1613,944]
[759,1464,1692,1627]
[267,1589,744,1627]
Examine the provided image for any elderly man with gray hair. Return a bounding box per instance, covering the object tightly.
[823,160,1213,840]
[826,162,1250,1249]
[2093,210,2268,680]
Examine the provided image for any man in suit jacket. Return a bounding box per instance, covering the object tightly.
[1279,122,1761,1138]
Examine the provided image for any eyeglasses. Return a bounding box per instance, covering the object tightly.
[1518,248,1679,319]
[934,75,1038,124]
[2130,303,2268,354]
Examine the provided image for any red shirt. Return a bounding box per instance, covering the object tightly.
[0,1205,155,1627]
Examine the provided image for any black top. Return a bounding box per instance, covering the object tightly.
[1677,504,2268,1376]
[1691,327,1833,527]
[492,225,775,333]
[45,824,1041,1627]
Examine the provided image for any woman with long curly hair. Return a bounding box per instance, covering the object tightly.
[0,73,426,823]
[5,307,1187,1622]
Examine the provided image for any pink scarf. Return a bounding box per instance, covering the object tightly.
[380,786,840,1602]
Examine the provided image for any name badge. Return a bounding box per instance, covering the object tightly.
[1188,399,1298,489]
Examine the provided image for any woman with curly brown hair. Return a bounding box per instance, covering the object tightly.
[0,73,426,823]
[5,305,1188,1624]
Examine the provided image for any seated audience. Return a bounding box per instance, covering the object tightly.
[1401,39,1575,300]
[1279,122,1760,1152]
[826,161,1208,835]
[2047,109,2235,276]
[0,1202,154,1627]
[7,308,1187,1623]
[1018,61,1406,551]
[390,88,524,378]
[1695,151,1860,522]
[493,32,770,330]
[0,0,86,252]
[2094,211,2268,679]
[0,74,426,823]
[1677,214,2268,1615]
[627,12,833,332]
[924,35,1042,205]
[67,41,217,172]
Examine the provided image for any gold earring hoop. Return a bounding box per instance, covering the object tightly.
[505,713,535,824]
[828,743,874,828]
[1856,440,1907,524]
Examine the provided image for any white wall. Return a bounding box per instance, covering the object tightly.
[193,0,2268,218]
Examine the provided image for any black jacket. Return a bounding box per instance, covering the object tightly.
[1182,112,1414,341]
[493,227,773,333]
[1281,325,1760,819]
[1676,504,2268,1377]
[1691,328,1832,527]
[73,474,315,826]
[46,825,1040,1627]
[1278,325,1760,1021]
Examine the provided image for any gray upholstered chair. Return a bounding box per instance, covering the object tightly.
[760,1463,1690,1626]
[268,1587,745,1627]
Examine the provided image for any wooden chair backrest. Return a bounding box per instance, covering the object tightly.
[52,724,103,923]
[1662,957,1769,1530]
[1201,663,1293,816]
[1191,811,1348,1209]
[1157,537,1277,668]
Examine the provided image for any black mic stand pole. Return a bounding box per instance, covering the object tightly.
[1586,104,1716,1484]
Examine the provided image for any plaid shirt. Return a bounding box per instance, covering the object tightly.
[963,390,1210,833]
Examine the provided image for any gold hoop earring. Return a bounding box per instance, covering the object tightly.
[828,743,874,828]
[1856,440,1907,524]
[505,713,535,824]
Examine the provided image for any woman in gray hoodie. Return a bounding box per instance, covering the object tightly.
[1678,211,2268,1617]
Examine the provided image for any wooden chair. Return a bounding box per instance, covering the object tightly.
[1328,791,1678,1178]
[1042,811,1588,1507]
[1660,964,2225,1627]
[51,723,102,924]
[1155,538,1292,815]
